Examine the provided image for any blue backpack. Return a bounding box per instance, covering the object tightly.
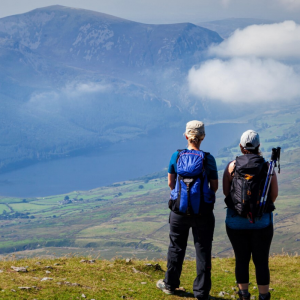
[169,149,215,215]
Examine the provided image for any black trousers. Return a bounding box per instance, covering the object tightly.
[226,224,274,285]
[164,211,215,299]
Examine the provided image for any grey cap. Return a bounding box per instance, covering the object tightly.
[240,130,260,150]
[185,120,205,135]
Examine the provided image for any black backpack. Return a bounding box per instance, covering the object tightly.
[225,154,275,222]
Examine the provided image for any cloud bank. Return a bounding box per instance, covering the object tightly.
[188,21,300,103]
[188,58,300,103]
[209,21,300,60]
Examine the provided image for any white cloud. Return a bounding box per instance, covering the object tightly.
[209,21,300,60]
[188,58,300,103]
[63,82,111,97]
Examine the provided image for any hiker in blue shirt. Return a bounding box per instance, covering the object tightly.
[157,120,218,300]
[223,130,278,300]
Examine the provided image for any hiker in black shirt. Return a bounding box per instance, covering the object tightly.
[223,130,278,300]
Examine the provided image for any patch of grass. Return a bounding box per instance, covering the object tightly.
[0,256,298,299]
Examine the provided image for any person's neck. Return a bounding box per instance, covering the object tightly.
[188,145,200,151]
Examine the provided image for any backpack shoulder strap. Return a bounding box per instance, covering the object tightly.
[176,149,185,162]
[202,152,210,167]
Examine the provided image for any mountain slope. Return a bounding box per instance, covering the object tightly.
[0,6,223,172]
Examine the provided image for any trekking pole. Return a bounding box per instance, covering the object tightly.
[258,147,281,217]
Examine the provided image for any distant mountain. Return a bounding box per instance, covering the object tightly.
[198,18,275,38]
[0,6,223,172]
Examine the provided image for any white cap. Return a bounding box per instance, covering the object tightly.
[185,120,205,135]
[240,130,260,150]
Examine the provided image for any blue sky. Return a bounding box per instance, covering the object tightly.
[1,0,300,23]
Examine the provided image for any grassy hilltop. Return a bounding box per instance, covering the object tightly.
[1,106,300,258]
[0,255,299,299]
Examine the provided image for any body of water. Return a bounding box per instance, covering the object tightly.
[0,122,250,197]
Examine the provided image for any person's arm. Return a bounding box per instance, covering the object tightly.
[168,173,176,190]
[223,161,235,196]
[270,171,278,202]
[209,179,218,193]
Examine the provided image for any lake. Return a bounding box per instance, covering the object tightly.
[0,122,250,197]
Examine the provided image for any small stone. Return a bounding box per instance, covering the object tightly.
[141,282,147,284]
[0,270,3,273]
[45,266,53,269]
[251,296,256,300]
[225,270,230,273]
[57,282,62,285]
[88,260,95,264]
[121,296,126,299]
[219,291,226,297]
[231,296,236,299]
[125,258,131,263]
[54,263,60,266]
[269,288,274,291]
[232,287,237,291]
[46,270,51,274]
[41,277,53,281]
[11,266,27,272]
[71,283,80,286]
[36,262,41,265]
[82,294,86,298]
[18,287,32,290]
[102,278,105,281]
[253,286,257,290]
[80,259,87,263]
[11,289,16,292]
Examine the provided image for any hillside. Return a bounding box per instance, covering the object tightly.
[0,256,298,299]
[1,106,300,258]
[0,5,224,173]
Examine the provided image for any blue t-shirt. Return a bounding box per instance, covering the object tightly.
[225,208,273,229]
[168,150,218,180]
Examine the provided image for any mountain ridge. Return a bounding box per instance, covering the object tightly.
[0,6,224,173]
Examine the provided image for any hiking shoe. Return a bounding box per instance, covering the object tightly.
[238,291,251,300]
[156,279,174,295]
[259,292,271,300]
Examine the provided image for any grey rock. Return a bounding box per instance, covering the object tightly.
[11,266,28,272]
[82,294,86,298]
[46,270,51,274]
[11,289,16,292]
[41,277,53,281]
[125,258,131,263]
[18,287,32,290]
[45,266,53,269]
[141,282,147,285]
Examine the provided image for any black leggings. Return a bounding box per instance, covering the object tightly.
[226,224,273,285]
